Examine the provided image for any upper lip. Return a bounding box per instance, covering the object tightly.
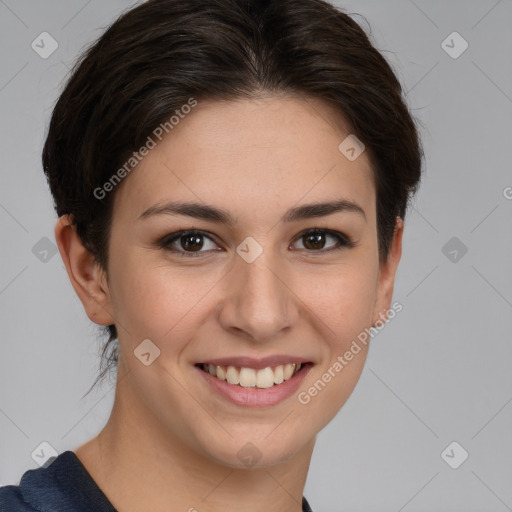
[197,355,311,370]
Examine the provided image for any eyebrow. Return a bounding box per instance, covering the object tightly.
[138,198,367,224]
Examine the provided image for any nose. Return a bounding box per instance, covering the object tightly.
[217,249,299,343]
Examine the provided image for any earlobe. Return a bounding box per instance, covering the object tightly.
[54,215,115,326]
[371,216,403,326]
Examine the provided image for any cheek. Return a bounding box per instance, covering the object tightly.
[295,261,378,339]
[293,267,376,428]
[107,251,224,347]
[292,261,377,400]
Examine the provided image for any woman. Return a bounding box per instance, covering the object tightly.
[0,0,423,510]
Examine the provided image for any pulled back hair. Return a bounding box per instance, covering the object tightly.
[42,0,423,393]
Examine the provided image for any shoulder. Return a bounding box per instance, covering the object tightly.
[0,450,115,512]
[0,451,75,511]
[0,484,38,511]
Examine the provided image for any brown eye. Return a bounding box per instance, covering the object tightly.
[160,230,219,256]
[292,229,353,252]
[303,232,327,250]
[180,233,204,251]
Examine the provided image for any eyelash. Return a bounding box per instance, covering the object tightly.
[157,228,356,258]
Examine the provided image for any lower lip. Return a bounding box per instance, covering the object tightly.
[196,364,312,407]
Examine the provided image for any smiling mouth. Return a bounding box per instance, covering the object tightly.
[197,362,310,389]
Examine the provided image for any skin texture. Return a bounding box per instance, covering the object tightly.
[55,95,403,512]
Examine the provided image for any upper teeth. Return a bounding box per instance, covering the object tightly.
[202,363,302,389]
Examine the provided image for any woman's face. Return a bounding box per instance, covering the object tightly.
[91,96,401,467]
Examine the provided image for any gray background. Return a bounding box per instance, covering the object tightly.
[0,1,511,511]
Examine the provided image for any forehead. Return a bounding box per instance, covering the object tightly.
[113,95,376,225]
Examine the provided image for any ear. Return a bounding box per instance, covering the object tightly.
[55,215,115,326]
[371,216,403,326]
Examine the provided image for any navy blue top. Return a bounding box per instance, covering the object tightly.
[0,451,313,511]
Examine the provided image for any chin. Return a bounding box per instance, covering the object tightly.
[191,426,312,470]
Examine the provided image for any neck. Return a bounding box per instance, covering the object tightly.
[75,374,314,512]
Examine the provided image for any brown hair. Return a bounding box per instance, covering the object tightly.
[42,0,423,393]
